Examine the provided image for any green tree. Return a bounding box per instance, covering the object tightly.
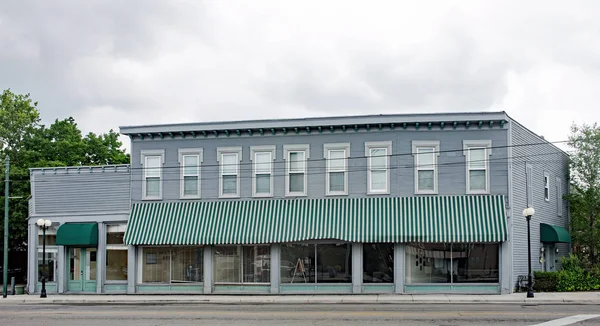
[1,89,130,253]
[568,122,600,265]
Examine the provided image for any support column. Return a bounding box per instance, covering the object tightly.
[501,239,511,294]
[96,223,106,294]
[27,223,37,294]
[57,246,66,293]
[270,244,280,294]
[203,246,213,294]
[127,246,136,294]
[352,243,362,294]
[394,243,404,294]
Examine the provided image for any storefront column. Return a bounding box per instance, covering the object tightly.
[126,246,136,294]
[270,244,280,294]
[394,243,404,294]
[27,223,37,294]
[96,223,106,294]
[501,239,511,294]
[352,243,362,293]
[203,246,213,294]
[57,246,66,293]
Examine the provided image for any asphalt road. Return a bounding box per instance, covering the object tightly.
[1,303,600,326]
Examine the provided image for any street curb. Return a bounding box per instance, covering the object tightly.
[5,299,600,305]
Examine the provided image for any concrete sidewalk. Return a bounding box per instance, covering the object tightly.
[2,292,600,305]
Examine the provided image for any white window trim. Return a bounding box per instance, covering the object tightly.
[178,148,204,199]
[324,143,351,196]
[365,141,392,195]
[544,171,550,202]
[250,145,276,197]
[141,150,165,200]
[463,140,492,194]
[526,163,533,208]
[283,144,310,197]
[412,141,440,195]
[217,147,242,198]
[556,177,563,216]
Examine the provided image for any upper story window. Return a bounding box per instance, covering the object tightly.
[179,148,203,199]
[141,150,164,200]
[463,140,492,194]
[556,177,563,216]
[412,141,440,194]
[283,144,309,197]
[365,141,392,194]
[217,147,242,198]
[250,146,276,197]
[544,172,550,202]
[526,163,533,208]
[324,143,350,196]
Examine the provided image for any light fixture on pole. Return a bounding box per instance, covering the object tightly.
[522,207,535,298]
[36,219,52,298]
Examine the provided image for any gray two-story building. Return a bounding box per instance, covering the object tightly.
[26,111,571,295]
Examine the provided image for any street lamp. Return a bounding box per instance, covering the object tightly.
[36,219,52,298]
[523,207,535,298]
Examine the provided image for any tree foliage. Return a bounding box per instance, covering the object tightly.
[1,89,129,252]
[568,122,600,265]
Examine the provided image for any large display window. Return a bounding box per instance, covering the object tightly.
[213,245,270,283]
[280,243,351,284]
[139,247,203,284]
[405,243,499,284]
[363,243,394,283]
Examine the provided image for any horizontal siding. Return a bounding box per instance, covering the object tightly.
[511,120,569,286]
[32,166,131,215]
[131,128,509,201]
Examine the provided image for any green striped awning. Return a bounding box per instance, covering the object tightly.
[123,195,507,245]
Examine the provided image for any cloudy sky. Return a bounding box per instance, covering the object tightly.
[1,0,599,151]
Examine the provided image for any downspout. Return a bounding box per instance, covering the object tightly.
[506,114,514,293]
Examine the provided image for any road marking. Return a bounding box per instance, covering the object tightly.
[531,314,600,326]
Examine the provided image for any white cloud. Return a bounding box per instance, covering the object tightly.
[1,0,599,154]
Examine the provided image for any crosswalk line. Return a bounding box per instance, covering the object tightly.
[531,314,600,326]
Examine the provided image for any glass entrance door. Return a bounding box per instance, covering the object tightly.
[68,247,97,292]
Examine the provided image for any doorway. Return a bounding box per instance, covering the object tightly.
[67,247,97,292]
[543,245,556,272]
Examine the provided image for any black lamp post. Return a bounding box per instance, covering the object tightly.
[36,218,52,298]
[522,207,535,298]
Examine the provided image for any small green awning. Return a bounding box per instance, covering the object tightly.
[540,223,571,243]
[124,195,507,245]
[56,223,98,246]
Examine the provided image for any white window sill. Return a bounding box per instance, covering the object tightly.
[180,196,202,200]
[415,190,438,195]
[326,192,349,196]
[142,197,163,201]
[285,193,307,197]
[252,194,274,198]
[219,194,240,199]
[367,191,390,196]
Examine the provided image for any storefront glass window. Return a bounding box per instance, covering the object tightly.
[280,243,352,284]
[141,248,171,283]
[106,227,128,281]
[37,230,57,282]
[213,245,270,283]
[405,243,499,284]
[363,243,394,283]
[280,244,315,283]
[140,247,204,284]
[405,243,451,284]
[316,244,351,283]
[452,243,499,283]
[171,247,203,283]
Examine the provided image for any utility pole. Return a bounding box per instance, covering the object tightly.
[3,155,9,298]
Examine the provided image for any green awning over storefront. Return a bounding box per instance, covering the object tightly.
[56,223,98,246]
[124,195,507,246]
[540,223,571,243]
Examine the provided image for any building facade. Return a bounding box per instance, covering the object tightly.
[27,112,570,295]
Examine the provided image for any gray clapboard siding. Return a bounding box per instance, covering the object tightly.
[30,165,131,215]
[130,128,509,201]
[510,119,569,285]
